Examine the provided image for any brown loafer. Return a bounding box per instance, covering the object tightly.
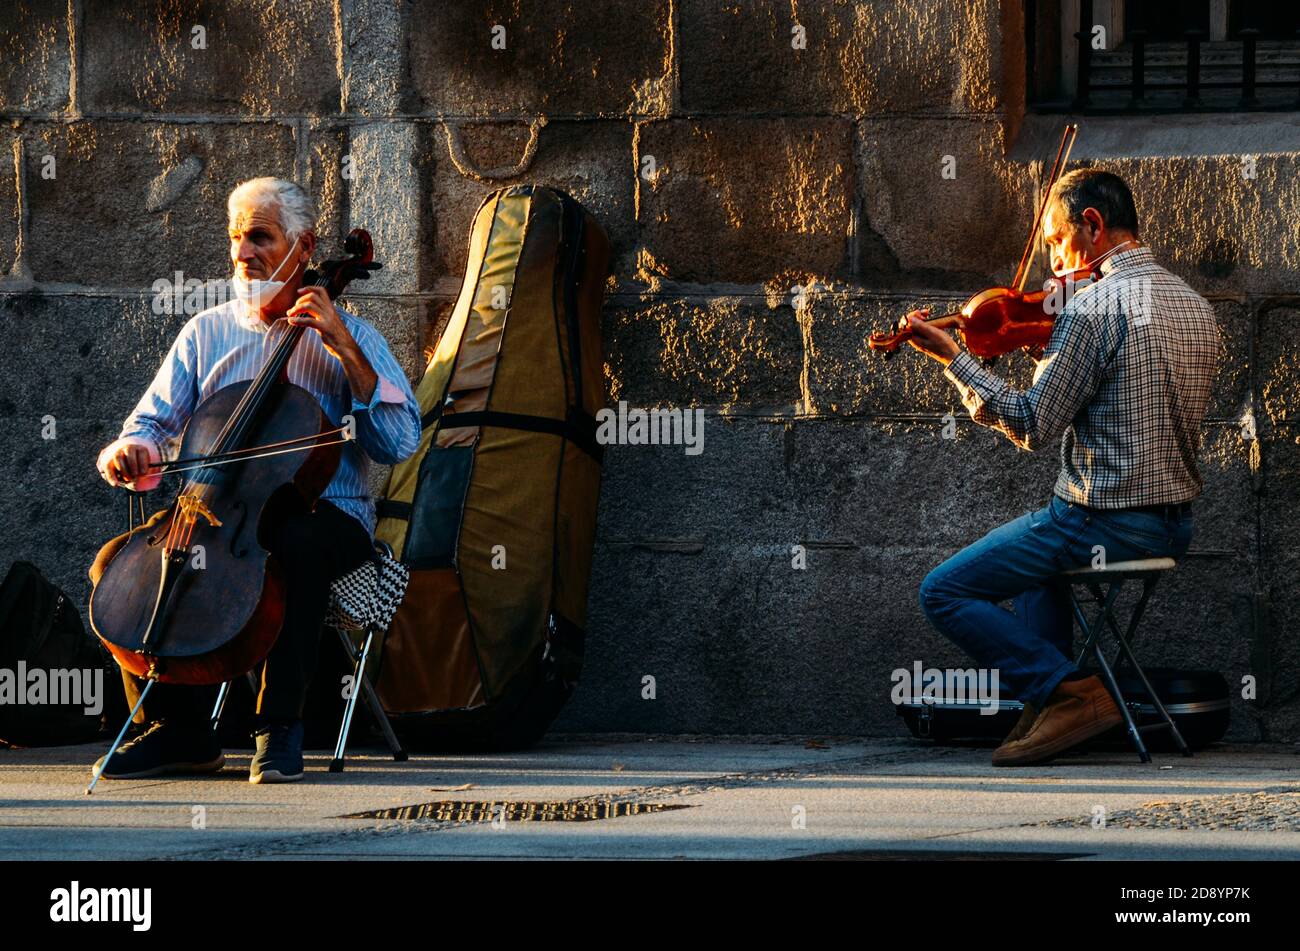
[994,702,1039,751]
[991,676,1122,767]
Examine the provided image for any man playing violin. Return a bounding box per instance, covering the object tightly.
[902,169,1220,766]
[92,177,421,783]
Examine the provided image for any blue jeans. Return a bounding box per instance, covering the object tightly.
[918,495,1193,709]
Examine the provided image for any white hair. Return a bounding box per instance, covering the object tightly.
[227,177,315,241]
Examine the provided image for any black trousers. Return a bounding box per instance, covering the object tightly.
[121,501,373,727]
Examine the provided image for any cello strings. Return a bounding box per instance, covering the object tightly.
[159,428,352,553]
[166,504,186,554]
[155,268,345,555]
[209,271,330,460]
[163,473,185,552]
[181,509,197,551]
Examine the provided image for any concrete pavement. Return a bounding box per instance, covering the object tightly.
[1,736,1298,860]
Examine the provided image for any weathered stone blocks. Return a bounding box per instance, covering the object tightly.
[1258,304,1300,429]
[334,296,428,387]
[0,294,183,427]
[346,122,422,296]
[567,413,1261,734]
[799,289,1026,414]
[23,121,307,286]
[1079,154,1300,297]
[0,0,70,114]
[856,117,1032,287]
[427,119,636,278]
[81,0,340,115]
[407,0,673,116]
[637,118,854,283]
[602,295,803,411]
[0,415,133,610]
[0,129,19,279]
[679,0,1005,117]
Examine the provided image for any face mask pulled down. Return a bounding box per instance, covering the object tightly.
[232,235,302,312]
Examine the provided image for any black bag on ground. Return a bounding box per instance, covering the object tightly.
[895,667,1230,751]
[0,561,122,746]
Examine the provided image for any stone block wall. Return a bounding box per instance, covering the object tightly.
[1,1,1293,741]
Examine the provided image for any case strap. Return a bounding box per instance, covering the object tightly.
[419,407,603,463]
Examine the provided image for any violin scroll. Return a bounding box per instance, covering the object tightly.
[867,309,964,355]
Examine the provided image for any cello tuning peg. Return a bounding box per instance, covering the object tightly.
[882,349,895,361]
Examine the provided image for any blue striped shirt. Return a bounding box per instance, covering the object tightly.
[117,299,421,535]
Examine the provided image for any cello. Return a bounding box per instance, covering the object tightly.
[87,230,380,789]
[867,124,1094,363]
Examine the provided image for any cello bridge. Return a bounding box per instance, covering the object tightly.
[176,494,223,528]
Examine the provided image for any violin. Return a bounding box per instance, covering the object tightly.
[868,124,1087,363]
[869,266,1099,362]
[88,229,381,688]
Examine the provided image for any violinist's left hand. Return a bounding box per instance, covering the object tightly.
[901,309,962,366]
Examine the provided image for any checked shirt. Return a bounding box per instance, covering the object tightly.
[942,246,1222,509]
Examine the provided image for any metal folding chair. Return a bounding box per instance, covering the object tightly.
[210,539,408,771]
[1060,557,1191,763]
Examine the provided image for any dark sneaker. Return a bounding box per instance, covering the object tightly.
[250,720,304,784]
[91,720,224,780]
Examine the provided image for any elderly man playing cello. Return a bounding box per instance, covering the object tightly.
[903,169,1220,766]
[93,177,420,783]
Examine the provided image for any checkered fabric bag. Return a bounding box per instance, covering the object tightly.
[325,549,410,632]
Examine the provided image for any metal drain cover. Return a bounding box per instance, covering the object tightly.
[340,800,691,822]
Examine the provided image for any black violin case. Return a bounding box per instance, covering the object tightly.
[895,667,1230,751]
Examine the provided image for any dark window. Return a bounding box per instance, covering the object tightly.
[1027,0,1300,113]
[1128,1,1210,41]
[1228,1,1300,40]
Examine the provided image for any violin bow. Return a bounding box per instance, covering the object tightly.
[1012,123,1078,294]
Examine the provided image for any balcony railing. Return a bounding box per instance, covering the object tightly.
[1073,0,1300,112]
